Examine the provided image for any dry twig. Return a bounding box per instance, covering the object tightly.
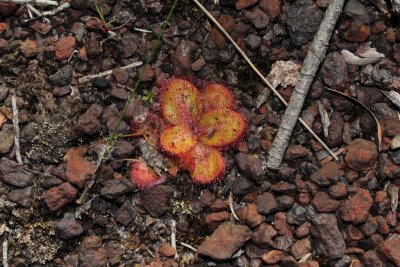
[78,61,143,83]
[2,238,8,267]
[191,0,339,168]
[0,0,58,6]
[266,0,346,169]
[11,95,22,165]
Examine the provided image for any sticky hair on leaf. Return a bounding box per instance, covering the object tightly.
[160,78,202,126]
[159,125,197,155]
[130,160,164,189]
[198,109,246,148]
[202,83,234,112]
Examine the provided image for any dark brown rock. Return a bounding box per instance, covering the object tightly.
[259,0,281,21]
[0,158,33,187]
[345,139,378,171]
[261,250,287,265]
[251,223,277,247]
[379,153,400,180]
[312,192,340,213]
[372,103,400,136]
[328,182,348,199]
[237,203,263,228]
[100,179,134,199]
[205,211,230,231]
[257,192,277,215]
[320,52,349,91]
[235,0,259,10]
[243,7,269,29]
[326,112,344,147]
[174,40,197,74]
[343,20,371,42]
[140,185,174,217]
[291,238,311,260]
[66,156,96,188]
[44,182,78,212]
[340,189,373,224]
[116,200,136,226]
[312,213,346,260]
[8,187,33,208]
[362,250,385,267]
[78,236,108,267]
[310,161,343,187]
[285,145,309,160]
[0,124,14,154]
[374,234,400,266]
[274,212,293,237]
[197,222,252,261]
[56,212,84,240]
[236,153,264,183]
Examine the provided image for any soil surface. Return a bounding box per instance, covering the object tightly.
[1,0,400,266]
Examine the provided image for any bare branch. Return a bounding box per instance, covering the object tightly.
[78,61,143,83]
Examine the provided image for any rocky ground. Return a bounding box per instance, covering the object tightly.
[0,0,400,266]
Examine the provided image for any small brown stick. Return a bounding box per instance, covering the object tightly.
[266,0,345,169]
[191,0,339,167]
[78,61,143,83]
[11,96,22,165]
[0,0,58,5]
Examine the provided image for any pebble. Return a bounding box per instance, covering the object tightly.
[66,156,96,188]
[257,192,277,215]
[310,161,343,187]
[91,77,110,90]
[138,64,154,82]
[74,104,103,136]
[328,182,348,199]
[48,65,74,87]
[284,0,323,47]
[56,212,84,239]
[372,103,400,136]
[235,153,264,184]
[312,213,346,260]
[116,200,136,226]
[362,250,385,267]
[100,179,134,199]
[245,34,262,51]
[291,238,311,260]
[205,211,230,231]
[232,175,256,195]
[54,36,76,61]
[0,124,14,154]
[140,185,174,217]
[243,7,269,29]
[326,112,344,147]
[285,145,309,160]
[340,188,373,224]
[78,236,108,267]
[158,243,176,258]
[259,0,281,21]
[8,186,34,208]
[343,20,371,42]
[43,182,78,212]
[320,52,349,91]
[0,85,9,102]
[274,212,293,237]
[235,0,259,10]
[0,158,33,187]
[345,139,378,171]
[121,32,138,58]
[86,32,101,58]
[295,222,312,238]
[374,234,400,266]
[197,222,251,261]
[251,223,277,248]
[312,192,340,213]
[112,67,129,84]
[261,250,286,265]
[174,40,196,74]
[286,204,307,226]
[20,39,38,58]
[31,21,52,35]
[0,3,18,17]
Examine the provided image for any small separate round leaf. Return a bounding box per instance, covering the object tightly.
[202,83,234,112]
[198,109,246,147]
[130,160,165,189]
[160,125,197,155]
[161,78,202,126]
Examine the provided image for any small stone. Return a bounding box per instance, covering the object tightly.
[343,20,371,42]
[56,212,84,239]
[44,182,78,212]
[360,215,378,236]
[190,57,206,72]
[344,0,370,23]
[138,64,154,82]
[345,224,365,242]
[276,195,294,210]
[295,222,312,238]
[251,223,277,247]
[197,222,251,261]
[113,68,129,84]
[114,141,135,158]
[262,250,286,265]
[291,238,311,260]
[274,212,293,237]
[374,234,400,266]
[0,158,33,187]
[284,0,323,47]
[0,85,9,102]
[310,161,343,187]
[205,211,230,231]
[340,189,373,224]
[236,153,264,183]
[210,199,229,212]
[53,86,72,97]
[237,203,263,228]
[116,200,136,226]
[31,21,52,35]
[100,179,134,199]
[159,243,176,258]
[0,124,14,154]
[328,182,348,199]
[285,145,309,160]
[232,175,256,195]
[312,213,346,260]
[48,65,74,86]
[271,182,297,194]
[20,39,38,58]
[326,112,344,147]
[86,32,101,58]
[140,185,174,217]
[66,156,96,188]
[174,40,196,74]
[121,32,138,58]
[54,36,76,61]
[362,250,385,267]
[78,236,107,267]
[243,7,269,29]
[345,139,378,171]
[372,103,400,137]
[245,34,262,51]
[235,0,259,10]
[259,0,281,21]
[92,77,110,90]
[272,235,294,252]
[287,204,307,226]
[257,192,277,215]
[312,192,340,213]
[0,3,18,17]
[320,52,349,91]
[110,85,128,101]
[74,104,103,136]
[8,186,34,208]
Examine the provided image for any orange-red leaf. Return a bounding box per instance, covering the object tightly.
[202,83,234,112]
[198,109,246,147]
[161,78,202,126]
[159,125,197,155]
